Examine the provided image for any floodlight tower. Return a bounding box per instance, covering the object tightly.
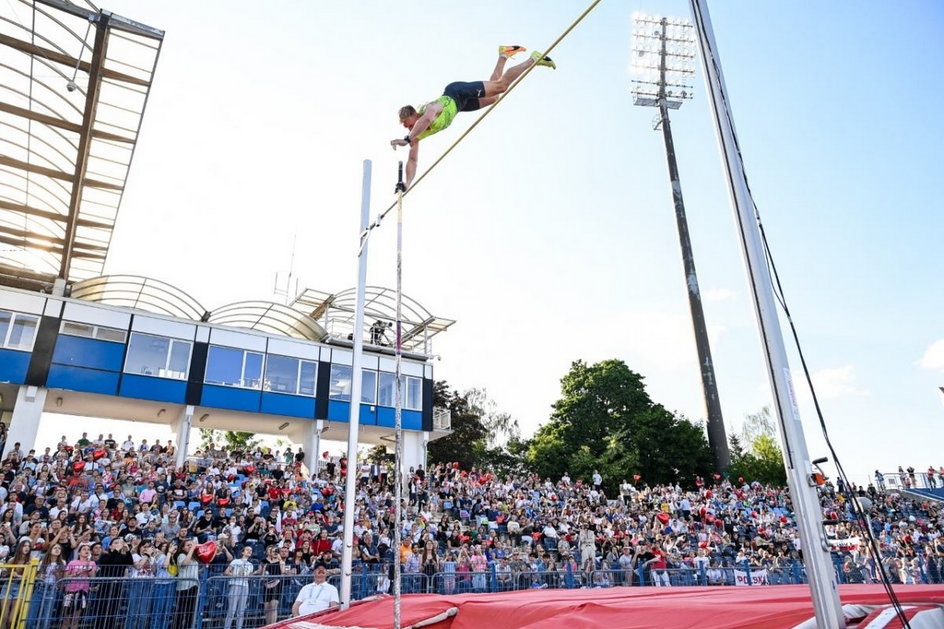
[632,15,729,470]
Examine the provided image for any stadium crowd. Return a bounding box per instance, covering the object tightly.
[0,422,941,628]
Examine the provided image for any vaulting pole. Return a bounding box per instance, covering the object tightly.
[393,162,406,629]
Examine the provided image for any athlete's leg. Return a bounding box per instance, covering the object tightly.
[489,56,508,82]
[476,95,501,108]
[482,57,534,96]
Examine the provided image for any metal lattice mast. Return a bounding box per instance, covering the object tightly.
[632,14,730,470]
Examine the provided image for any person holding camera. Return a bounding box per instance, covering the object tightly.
[127,540,157,629]
[172,539,200,629]
[261,545,287,625]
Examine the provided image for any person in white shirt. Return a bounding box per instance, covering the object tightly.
[224,546,256,629]
[292,563,339,617]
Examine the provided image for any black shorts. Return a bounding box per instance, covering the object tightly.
[63,590,88,609]
[443,81,486,112]
[263,583,282,602]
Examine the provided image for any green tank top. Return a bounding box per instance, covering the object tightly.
[417,96,458,140]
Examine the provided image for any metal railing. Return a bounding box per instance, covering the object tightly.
[433,406,451,430]
[0,559,38,629]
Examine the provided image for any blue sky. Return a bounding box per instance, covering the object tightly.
[64,0,944,485]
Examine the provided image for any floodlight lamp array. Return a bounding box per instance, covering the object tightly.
[630,61,695,76]
[631,13,693,28]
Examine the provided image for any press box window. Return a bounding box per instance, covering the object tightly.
[378,373,422,411]
[205,346,263,389]
[329,365,377,403]
[0,311,38,351]
[60,321,127,343]
[264,354,317,397]
[124,332,191,379]
[361,370,377,404]
[329,364,352,401]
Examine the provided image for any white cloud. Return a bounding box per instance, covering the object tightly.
[703,288,735,302]
[918,339,944,372]
[809,365,869,400]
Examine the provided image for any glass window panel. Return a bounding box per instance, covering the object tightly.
[8,315,37,350]
[244,352,263,389]
[167,340,191,379]
[299,361,317,397]
[125,333,169,376]
[61,321,94,338]
[205,346,243,386]
[361,370,377,404]
[0,311,10,346]
[329,364,352,401]
[60,321,126,343]
[265,355,299,394]
[406,376,422,411]
[96,327,127,343]
[378,372,396,407]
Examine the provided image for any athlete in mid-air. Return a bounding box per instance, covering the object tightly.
[391,46,555,190]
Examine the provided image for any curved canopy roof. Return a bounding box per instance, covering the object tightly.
[71,275,206,320]
[293,286,454,353]
[70,276,443,348]
[208,301,326,342]
[0,0,163,291]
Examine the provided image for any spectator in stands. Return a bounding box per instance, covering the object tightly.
[223,545,255,629]
[262,545,287,626]
[0,429,941,629]
[172,539,200,629]
[292,563,339,617]
[61,543,96,629]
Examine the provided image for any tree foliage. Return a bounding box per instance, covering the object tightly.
[427,382,489,470]
[198,428,262,453]
[526,359,715,491]
[726,406,787,486]
[426,383,524,475]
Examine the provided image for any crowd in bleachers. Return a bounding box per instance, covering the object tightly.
[0,421,941,628]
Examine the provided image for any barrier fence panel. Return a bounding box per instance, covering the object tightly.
[201,573,320,629]
[0,559,38,629]
[9,555,941,629]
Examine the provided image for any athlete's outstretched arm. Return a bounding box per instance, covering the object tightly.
[404,142,419,190]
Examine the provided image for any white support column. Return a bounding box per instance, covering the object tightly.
[401,431,426,478]
[3,385,46,459]
[291,420,324,478]
[422,432,430,471]
[172,405,194,470]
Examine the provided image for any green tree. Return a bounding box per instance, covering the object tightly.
[726,407,787,486]
[427,383,524,474]
[427,382,488,469]
[197,428,262,453]
[467,388,520,449]
[366,444,394,464]
[527,359,715,491]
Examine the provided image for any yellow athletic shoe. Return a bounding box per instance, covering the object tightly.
[530,50,556,69]
[498,45,526,58]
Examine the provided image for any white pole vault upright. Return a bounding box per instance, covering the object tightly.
[340,160,372,608]
[688,1,844,626]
